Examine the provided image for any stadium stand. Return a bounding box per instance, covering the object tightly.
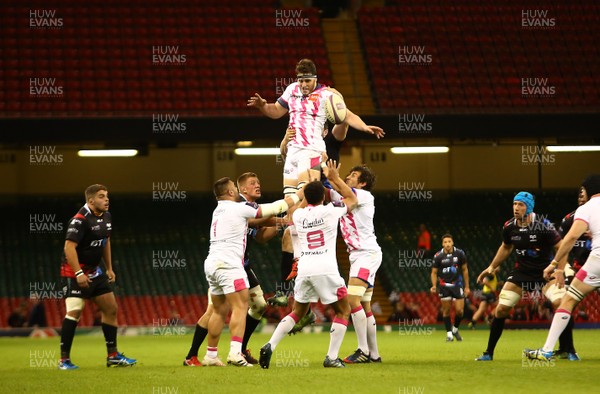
[359,1,599,113]
[2,0,597,118]
[1,1,331,117]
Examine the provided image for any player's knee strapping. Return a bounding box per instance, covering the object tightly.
[498,290,521,307]
[544,284,566,303]
[283,186,298,196]
[248,286,266,319]
[361,289,373,302]
[348,285,367,298]
[65,297,85,321]
[567,285,585,302]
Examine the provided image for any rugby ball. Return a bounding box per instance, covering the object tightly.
[325,93,347,124]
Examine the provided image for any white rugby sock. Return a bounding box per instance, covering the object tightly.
[366,312,380,359]
[327,318,348,360]
[230,336,242,355]
[543,309,571,352]
[269,313,299,350]
[351,306,369,354]
[206,346,218,358]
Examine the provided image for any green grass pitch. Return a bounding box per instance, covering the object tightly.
[2,328,600,393]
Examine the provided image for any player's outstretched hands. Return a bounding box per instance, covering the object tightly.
[247,93,266,108]
[322,160,341,181]
[367,125,385,139]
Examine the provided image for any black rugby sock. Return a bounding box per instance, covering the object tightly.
[443,316,452,333]
[102,323,118,354]
[485,317,506,355]
[60,317,78,359]
[241,314,262,352]
[454,314,463,330]
[186,324,208,359]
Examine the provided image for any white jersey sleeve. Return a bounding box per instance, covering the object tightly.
[574,197,600,255]
[328,188,346,207]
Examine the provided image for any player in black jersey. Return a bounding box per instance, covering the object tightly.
[58,184,136,370]
[475,191,567,361]
[550,187,590,360]
[559,187,591,274]
[431,234,470,342]
[183,172,281,366]
[430,234,470,342]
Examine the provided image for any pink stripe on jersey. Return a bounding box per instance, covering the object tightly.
[298,88,310,146]
[365,311,374,318]
[234,278,247,292]
[341,213,360,250]
[333,317,348,326]
[351,305,364,314]
[231,336,243,343]
[574,218,589,225]
[298,126,309,146]
[336,286,348,300]
[310,98,319,117]
[575,268,588,282]
[556,309,571,315]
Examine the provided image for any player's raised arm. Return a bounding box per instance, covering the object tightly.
[247,93,288,119]
[322,160,358,211]
[280,127,296,159]
[344,109,385,139]
[256,189,303,218]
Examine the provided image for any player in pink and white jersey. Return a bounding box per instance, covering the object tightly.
[327,165,383,363]
[248,58,383,196]
[200,177,302,367]
[259,161,358,369]
[525,174,600,361]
